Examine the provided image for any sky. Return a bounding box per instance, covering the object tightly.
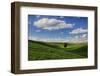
[28,15,88,43]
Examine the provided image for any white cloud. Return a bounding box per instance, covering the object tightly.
[69,39,87,43]
[82,34,87,38]
[69,28,87,34]
[74,34,87,39]
[29,35,87,43]
[75,36,79,39]
[72,34,87,43]
[28,36,39,41]
[33,18,74,30]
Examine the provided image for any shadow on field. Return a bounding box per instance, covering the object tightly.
[66,45,88,57]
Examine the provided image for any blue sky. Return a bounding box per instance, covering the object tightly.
[28,15,88,43]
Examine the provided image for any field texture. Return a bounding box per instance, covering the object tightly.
[28,40,88,60]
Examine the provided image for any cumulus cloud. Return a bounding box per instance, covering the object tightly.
[74,34,87,39]
[82,34,87,38]
[33,18,74,30]
[75,36,79,39]
[29,34,87,43]
[72,34,88,43]
[69,28,87,34]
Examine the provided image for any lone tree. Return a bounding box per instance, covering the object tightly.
[64,43,68,48]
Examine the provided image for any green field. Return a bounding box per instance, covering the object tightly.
[28,40,88,60]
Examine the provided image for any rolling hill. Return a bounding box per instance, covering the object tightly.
[28,40,88,60]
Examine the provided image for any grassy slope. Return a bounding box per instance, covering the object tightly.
[28,40,88,60]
